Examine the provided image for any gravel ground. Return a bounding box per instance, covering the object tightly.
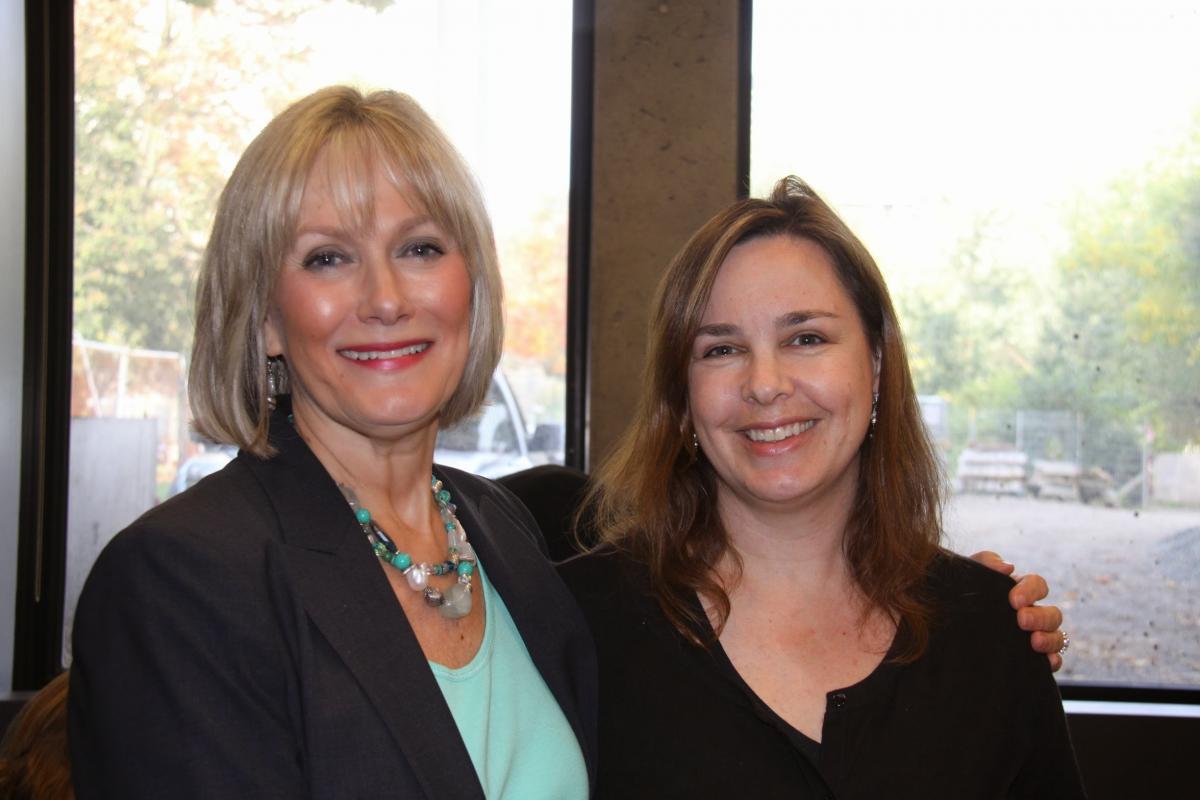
[945,494,1200,687]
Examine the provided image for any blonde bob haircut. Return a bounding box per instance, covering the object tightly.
[586,176,943,660]
[189,86,504,456]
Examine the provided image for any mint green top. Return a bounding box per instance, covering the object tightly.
[430,563,588,800]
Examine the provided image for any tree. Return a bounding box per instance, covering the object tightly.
[74,0,314,352]
[498,206,569,376]
[1022,119,1200,449]
[899,213,1035,409]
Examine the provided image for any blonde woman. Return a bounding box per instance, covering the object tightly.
[69,87,594,799]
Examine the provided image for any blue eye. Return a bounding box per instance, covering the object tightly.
[301,250,345,270]
[404,240,446,259]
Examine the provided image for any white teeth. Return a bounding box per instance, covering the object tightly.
[339,343,429,361]
[744,420,815,443]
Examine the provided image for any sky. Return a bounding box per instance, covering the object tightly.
[751,0,1200,288]
[287,0,574,234]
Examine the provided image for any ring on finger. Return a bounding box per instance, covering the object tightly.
[1058,630,1070,656]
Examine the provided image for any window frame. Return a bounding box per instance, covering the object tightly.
[14,0,73,691]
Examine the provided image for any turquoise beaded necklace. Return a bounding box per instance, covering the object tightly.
[338,476,477,620]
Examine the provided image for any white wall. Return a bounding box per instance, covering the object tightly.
[0,1,26,693]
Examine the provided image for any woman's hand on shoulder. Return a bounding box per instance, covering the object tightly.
[969,550,1067,673]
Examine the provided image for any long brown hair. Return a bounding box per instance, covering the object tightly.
[586,176,943,659]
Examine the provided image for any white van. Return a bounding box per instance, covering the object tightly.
[170,370,532,495]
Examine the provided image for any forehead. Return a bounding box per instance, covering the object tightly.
[296,144,424,233]
[702,235,853,321]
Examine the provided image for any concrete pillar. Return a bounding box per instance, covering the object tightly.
[587,0,742,466]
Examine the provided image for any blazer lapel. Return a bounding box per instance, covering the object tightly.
[242,413,485,800]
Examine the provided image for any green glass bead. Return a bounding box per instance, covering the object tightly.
[436,489,451,505]
[392,552,412,570]
[457,561,475,577]
[355,507,371,525]
[439,583,472,619]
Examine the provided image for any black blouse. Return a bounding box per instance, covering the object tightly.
[558,547,1086,799]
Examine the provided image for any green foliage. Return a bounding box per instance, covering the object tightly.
[75,0,566,380]
[899,116,1200,454]
[899,214,1029,409]
[74,0,311,352]
[1021,124,1200,449]
[897,115,1200,466]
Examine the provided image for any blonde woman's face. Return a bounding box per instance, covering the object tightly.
[264,155,472,446]
[687,235,878,519]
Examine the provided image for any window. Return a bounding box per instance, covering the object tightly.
[65,0,574,663]
[752,0,1200,689]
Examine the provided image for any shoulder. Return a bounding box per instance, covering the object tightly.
[557,544,645,599]
[925,549,1017,612]
[76,456,289,641]
[921,549,1033,659]
[555,545,667,643]
[70,460,306,712]
[96,458,278,574]
[436,463,520,508]
[497,465,590,562]
[435,464,548,554]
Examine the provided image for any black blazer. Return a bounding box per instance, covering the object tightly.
[68,413,597,799]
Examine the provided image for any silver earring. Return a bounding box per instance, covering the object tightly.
[266,357,287,411]
[869,392,879,438]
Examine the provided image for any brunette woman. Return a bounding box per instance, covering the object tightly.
[560,177,1084,798]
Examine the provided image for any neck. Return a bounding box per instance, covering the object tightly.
[715,470,860,596]
[289,397,441,535]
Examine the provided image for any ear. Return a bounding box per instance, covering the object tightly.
[263,307,284,358]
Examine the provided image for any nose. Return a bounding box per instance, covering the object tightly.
[744,351,790,405]
[358,256,411,325]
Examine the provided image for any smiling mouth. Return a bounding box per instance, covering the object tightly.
[338,342,430,361]
[743,420,816,443]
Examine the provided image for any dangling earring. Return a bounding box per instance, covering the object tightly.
[266,357,287,411]
[869,392,879,439]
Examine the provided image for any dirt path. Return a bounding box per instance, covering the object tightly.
[945,494,1200,686]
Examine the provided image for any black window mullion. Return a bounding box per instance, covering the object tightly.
[14,0,75,690]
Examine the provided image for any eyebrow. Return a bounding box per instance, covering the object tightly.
[779,310,836,326]
[695,310,837,338]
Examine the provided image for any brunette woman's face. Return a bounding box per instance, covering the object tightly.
[687,235,878,517]
[264,154,472,444]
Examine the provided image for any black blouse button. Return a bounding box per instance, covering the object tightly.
[829,692,847,708]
